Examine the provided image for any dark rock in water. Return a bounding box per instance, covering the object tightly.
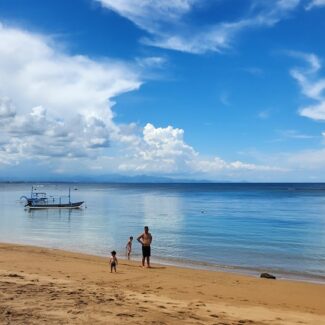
[260,272,276,279]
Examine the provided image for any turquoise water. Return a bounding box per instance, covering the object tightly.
[1,183,325,282]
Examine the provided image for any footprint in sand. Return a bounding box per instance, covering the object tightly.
[116,313,135,317]
[210,314,219,318]
[137,307,148,312]
[7,273,24,279]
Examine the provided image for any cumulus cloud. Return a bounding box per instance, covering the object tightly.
[0,22,283,178]
[96,0,301,54]
[117,123,282,175]
[117,123,197,173]
[0,22,141,164]
[290,52,325,121]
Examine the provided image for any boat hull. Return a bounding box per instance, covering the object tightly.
[26,201,84,209]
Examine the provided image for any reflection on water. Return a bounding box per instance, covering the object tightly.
[27,207,83,220]
[143,193,184,229]
[1,183,325,281]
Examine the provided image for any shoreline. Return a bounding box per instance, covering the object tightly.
[143,256,325,285]
[1,242,324,324]
[2,239,325,284]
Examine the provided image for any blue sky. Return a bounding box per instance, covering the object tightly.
[0,0,325,181]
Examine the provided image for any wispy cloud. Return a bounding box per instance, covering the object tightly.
[305,0,325,10]
[242,67,264,77]
[219,92,231,106]
[258,110,270,119]
[277,129,315,139]
[96,0,301,54]
[237,146,325,179]
[285,148,325,169]
[95,0,194,33]
[289,51,325,121]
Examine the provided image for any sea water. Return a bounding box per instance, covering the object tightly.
[1,183,325,282]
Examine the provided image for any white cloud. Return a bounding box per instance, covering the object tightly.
[0,97,16,118]
[143,0,301,53]
[258,110,270,119]
[278,129,315,139]
[96,0,301,54]
[117,123,197,173]
[0,21,290,179]
[117,123,282,175]
[0,22,142,164]
[300,101,325,121]
[235,147,325,180]
[285,148,325,168]
[95,0,193,33]
[305,0,325,10]
[136,56,167,68]
[290,52,325,121]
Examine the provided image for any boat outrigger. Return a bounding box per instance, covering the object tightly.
[20,186,84,209]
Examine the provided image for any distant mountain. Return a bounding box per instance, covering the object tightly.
[0,174,217,183]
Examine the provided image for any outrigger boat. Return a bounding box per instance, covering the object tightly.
[20,186,84,209]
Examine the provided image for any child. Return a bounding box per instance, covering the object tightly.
[109,250,118,273]
[125,236,133,259]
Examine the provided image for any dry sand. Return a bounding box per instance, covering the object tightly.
[0,243,324,324]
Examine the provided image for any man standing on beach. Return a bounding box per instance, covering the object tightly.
[137,226,152,268]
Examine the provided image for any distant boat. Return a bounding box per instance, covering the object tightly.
[20,186,84,209]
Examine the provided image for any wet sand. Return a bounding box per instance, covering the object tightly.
[0,243,324,324]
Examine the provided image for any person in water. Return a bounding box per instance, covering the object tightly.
[126,236,133,259]
[137,226,152,268]
[109,250,118,273]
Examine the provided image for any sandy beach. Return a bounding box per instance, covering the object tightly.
[0,243,324,324]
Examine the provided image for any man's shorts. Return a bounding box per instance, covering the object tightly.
[142,245,151,257]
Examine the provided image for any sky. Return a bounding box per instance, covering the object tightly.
[0,0,325,182]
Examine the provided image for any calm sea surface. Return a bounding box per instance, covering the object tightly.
[1,183,325,282]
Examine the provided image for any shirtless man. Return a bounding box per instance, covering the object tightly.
[137,226,153,268]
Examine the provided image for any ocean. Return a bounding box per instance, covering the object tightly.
[1,183,325,282]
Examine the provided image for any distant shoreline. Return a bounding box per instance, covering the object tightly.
[1,180,325,184]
